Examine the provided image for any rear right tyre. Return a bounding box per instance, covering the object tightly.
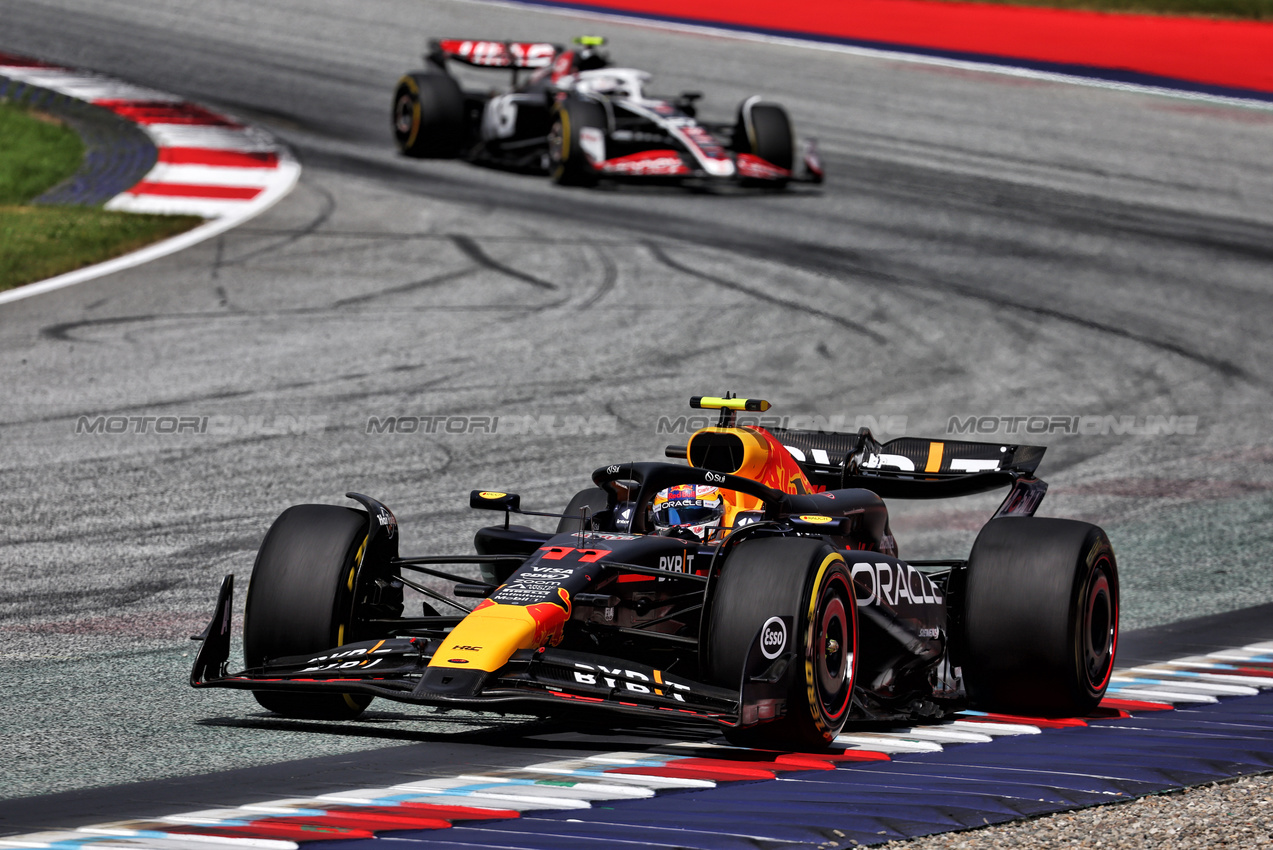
[393,72,465,158]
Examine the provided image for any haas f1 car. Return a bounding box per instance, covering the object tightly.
[391,37,823,188]
[192,396,1118,750]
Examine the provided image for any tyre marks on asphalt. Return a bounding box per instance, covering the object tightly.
[449,235,558,292]
[258,102,1268,397]
[331,268,482,310]
[622,194,1259,395]
[576,244,618,310]
[5,641,1273,849]
[29,235,591,341]
[645,242,888,343]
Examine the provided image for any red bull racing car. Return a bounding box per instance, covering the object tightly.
[391,37,823,188]
[191,396,1118,750]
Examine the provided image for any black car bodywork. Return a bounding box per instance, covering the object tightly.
[391,38,823,188]
[192,397,1118,749]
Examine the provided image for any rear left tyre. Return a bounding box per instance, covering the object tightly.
[243,504,374,720]
[961,517,1119,716]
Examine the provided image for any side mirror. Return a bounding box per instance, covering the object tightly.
[470,490,522,512]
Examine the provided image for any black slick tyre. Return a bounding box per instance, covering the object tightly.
[243,504,373,720]
[548,98,605,186]
[733,98,794,185]
[707,537,856,750]
[393,72,465,158]
[962,517,1118,716]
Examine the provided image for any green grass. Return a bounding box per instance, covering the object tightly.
[0,99,203,292]
[935,0,1273,19]
[1,206,204,290]
[0,100,85,204]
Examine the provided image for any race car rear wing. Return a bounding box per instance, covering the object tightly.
[769,426,1047,503]
[427,39,560,71]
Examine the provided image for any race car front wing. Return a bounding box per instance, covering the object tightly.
[190,575,744,726]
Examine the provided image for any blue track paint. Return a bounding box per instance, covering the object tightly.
[334,690,1273,848]
[0,75,159,207]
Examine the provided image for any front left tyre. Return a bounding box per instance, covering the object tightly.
[707,537,857,750]
[243,504,374,720]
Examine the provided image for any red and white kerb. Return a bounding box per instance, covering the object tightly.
[0,54,298,220]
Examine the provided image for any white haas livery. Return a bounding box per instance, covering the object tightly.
[392,37,824,188]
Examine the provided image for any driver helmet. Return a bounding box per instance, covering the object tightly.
[573,36,610,72]
[652,484,725,542]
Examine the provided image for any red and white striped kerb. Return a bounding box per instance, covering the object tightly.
[0,54,298,219]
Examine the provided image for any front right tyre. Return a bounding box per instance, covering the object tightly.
[548,98,606,186]
[243,504,375,720]
[556,487,610,534]
[733,98,794,186]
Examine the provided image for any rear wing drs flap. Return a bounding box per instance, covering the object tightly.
[768,426,1046,502]
[428,39,560,70]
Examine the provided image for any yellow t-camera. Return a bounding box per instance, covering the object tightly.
[690,396,771,413]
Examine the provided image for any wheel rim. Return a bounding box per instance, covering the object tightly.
[817,596,847,696]
[1081,560,1116,692]
[394,93,415,136]
[547,117,565,165]
[811,571,854,722]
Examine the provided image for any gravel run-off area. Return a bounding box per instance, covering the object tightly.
[891,772,1273,848]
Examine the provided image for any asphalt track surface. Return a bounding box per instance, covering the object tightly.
[2,0,1273,811]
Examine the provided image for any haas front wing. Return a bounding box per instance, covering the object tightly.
[190,576,740,725]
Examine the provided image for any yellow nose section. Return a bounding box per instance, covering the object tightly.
[428,594,570,673]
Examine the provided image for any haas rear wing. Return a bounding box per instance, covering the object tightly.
[428,39,560,70]
[770,426,1047,512]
